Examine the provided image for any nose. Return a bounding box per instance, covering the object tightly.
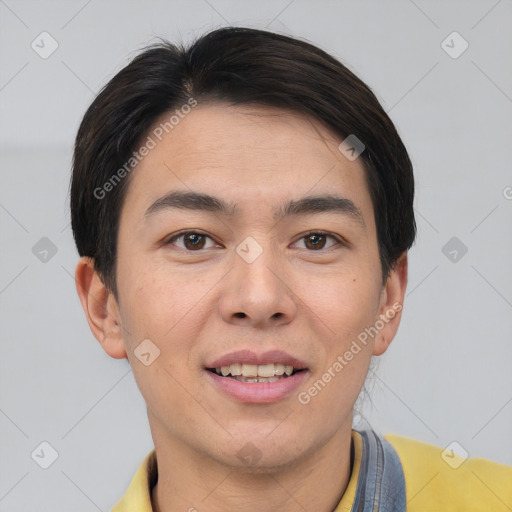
[218,246,298,328]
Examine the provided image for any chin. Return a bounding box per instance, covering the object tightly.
[208,431,318,474]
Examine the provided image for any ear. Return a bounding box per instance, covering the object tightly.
[372,251,408,356]
[74,256,127,359]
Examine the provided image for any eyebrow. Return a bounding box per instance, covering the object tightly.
[144,190,365,226]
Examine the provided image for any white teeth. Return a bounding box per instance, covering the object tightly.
[274,363,285,375]
[242,363,258,377]
[230,363,242,376]
[213,362,299,378]
[231,376,282,383]
[257,364,275,378]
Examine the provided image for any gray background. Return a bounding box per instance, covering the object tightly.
[1,0,511,510]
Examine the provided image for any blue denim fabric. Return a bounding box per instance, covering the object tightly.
[351,429,406,512]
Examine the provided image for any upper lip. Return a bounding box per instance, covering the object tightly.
[206,349,307,369]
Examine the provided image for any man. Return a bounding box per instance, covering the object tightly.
[71,27,511,511]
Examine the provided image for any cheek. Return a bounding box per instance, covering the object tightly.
[117,263,209,422]
[117,256,207,342]
[308,264,381,345]
[297,279,378,422]
[334,283,380,337]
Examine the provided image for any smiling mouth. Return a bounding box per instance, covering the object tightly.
[206,362,306,383]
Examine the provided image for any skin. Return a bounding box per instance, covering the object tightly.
[75,103,408,512]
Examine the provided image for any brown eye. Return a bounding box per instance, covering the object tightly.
[183,233,206,250]
[304,234,327,250]
[294,232,340,251]
[165,231,217,251]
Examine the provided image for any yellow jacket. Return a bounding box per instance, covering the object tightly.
[112,431,512,511]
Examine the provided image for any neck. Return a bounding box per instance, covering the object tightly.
[150,417,353,512]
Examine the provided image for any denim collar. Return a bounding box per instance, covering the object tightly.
[350,428,406,512]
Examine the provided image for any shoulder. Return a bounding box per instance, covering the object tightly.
[384,433,512,511]
[111,449,157,512]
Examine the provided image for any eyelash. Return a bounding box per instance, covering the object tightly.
[163,230,345,252]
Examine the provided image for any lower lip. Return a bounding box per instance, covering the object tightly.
[205,370,309,404]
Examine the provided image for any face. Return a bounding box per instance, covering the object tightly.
[80,103,407,471]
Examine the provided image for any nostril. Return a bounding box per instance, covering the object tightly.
[234,312,246,318]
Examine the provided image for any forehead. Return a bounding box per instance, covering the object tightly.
[154,103,345,169]
[120,103,374,226]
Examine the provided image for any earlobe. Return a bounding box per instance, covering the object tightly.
[74,257,127,359]
[372,252,408,356]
